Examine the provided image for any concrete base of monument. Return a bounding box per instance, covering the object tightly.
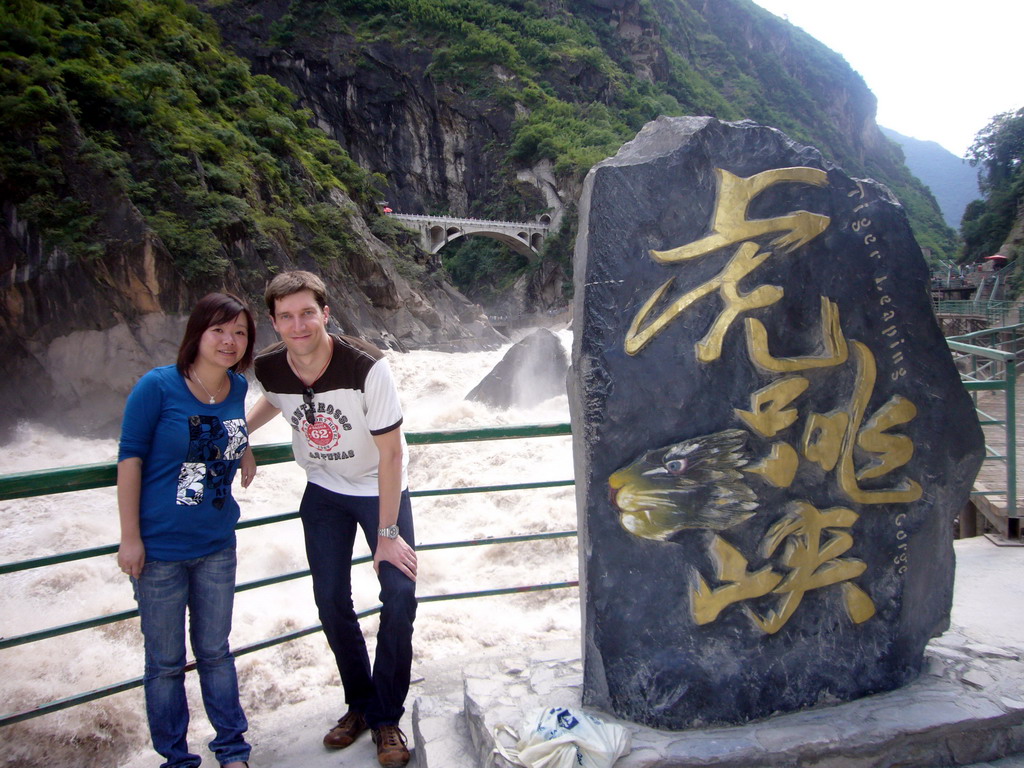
[418,536,1024,768]
[455,636,1024,768]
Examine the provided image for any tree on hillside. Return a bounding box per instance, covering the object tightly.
[960,107,1024,266]
[970,107,1024,191]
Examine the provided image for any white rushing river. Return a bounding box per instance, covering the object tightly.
[0,330,579,768]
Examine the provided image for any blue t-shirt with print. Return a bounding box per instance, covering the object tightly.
[118,365,249,561]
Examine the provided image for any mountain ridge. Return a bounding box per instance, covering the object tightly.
[881,126,980,230]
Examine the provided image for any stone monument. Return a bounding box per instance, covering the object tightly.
[569,116,985,729]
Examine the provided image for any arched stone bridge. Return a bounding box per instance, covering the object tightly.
[388,213,551,260]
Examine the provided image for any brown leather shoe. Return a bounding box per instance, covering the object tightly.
[372,724,410,767]
[323,710,367,749]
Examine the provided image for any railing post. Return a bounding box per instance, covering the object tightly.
[972,352,980,410]
[1006,356,1017,518]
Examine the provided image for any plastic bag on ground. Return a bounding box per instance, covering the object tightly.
[494,706,632,768]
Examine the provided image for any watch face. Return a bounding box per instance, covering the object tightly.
[380,525,399,538]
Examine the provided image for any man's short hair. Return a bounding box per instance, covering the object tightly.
[264,270,328,316]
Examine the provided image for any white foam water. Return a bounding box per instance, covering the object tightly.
[0,331,579,768]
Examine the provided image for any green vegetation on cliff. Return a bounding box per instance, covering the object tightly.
[0,0,380,280]
[268,0,955,278]
[960,107,1024,291]
[1,0,958,307]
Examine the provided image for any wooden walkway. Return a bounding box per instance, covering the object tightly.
[965,369,1024,542]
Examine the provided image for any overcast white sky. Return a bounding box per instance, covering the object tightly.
[750,0,1022,157]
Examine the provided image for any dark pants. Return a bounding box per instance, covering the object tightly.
[299,482,417,727]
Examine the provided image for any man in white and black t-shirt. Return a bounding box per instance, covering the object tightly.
[246,271,415,768]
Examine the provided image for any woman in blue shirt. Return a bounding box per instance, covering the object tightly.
[117,293,257,768]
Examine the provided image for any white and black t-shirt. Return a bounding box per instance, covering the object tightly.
[254,334,409,496]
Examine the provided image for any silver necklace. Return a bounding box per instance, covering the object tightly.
[191,368,226,404]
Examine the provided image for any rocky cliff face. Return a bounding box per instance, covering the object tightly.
[198,3,567,224]
[660,0,893,168]
[0,0,946,439]
[195,0,932,256]
[191,0,920,317]
[0,87,501,439]
[1,119,189,437]
[1,178,499,437]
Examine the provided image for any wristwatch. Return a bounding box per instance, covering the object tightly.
[378,525,400,539]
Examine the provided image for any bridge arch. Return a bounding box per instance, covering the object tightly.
[439,230,538,260]
[390,213,551,261]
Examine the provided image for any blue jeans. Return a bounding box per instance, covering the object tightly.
[133,546,250,768]
[299,482,417,728]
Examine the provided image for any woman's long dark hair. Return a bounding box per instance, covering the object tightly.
[176,293,257,375]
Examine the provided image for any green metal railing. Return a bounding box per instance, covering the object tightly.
[935,299,1021,328]
[0,423,576,728]
[5,320,1023,730]
[947,323,1023,532]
